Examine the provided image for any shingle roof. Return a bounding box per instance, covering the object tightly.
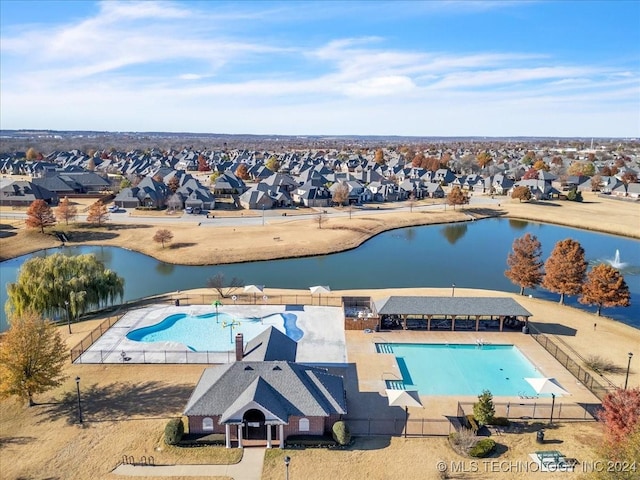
[375,296,532,317]
[183,361,346,420]
[242,326,297,362]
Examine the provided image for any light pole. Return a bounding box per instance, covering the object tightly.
[262,205,265,226]
[284,455,291,480]
[75,376,83,424]
[65,300,71,334]
[624,352,633,390]
[451,283,456,297]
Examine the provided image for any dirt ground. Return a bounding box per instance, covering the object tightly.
[0,193,638,479]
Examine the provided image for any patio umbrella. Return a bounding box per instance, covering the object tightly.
[309,285,330,305]
[524,377,570,425]
[243,285,264,303]
[385,389,423,438]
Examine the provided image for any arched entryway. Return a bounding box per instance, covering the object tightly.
[243,409,266,440]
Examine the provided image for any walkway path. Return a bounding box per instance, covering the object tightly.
[112,447,265,478]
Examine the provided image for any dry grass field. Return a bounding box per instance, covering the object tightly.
[0,193,638,479]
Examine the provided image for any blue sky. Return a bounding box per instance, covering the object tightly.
[1,0,638,137]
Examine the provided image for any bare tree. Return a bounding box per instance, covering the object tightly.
[206,273,243,298]
[316,212,326,229]
[332,182,349,206]
[153,229,174,248]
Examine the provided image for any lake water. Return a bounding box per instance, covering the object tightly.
[1,218,638,331]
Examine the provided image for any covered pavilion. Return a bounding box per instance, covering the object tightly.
[375,296,532,332]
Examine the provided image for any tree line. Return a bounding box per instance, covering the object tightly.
[505,235,630,316]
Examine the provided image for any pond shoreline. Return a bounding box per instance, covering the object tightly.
[2,194,639,265]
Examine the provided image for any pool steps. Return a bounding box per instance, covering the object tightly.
[375,343,394,354]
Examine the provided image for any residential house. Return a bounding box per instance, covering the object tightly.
[114,177,171,209]
[0,181,59,207]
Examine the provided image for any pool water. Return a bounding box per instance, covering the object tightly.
[378,343,546,396]
[127,311,302,352]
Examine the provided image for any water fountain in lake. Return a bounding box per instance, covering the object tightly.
[608,249,627,269]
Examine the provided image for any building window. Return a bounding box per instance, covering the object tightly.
[202,417,214,432]
[298,418,309,432]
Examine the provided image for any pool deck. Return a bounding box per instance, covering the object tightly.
[76,304,347,365]
[344,329,601,422]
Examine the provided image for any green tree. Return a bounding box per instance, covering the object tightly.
[504,233,543,295]
[473,390,495,426]
[579,263,630,316]
[0,311,67,406]
[5,253,124,320]
[542,239,587,305]
[25,199,57,234]
[265,156,280,172]
[120,178,132,190]
[566,188,583,202]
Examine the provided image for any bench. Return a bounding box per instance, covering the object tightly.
[273,237,281,241]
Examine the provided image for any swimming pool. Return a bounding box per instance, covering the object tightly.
[377,343,546,396]
[127,311,302,352]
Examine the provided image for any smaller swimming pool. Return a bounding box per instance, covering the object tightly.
[127,311,302,352]
[378,343,547,396]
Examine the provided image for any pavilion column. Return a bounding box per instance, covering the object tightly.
[267,425,272,448]
[238,424,243,448]
[403,315,407,330]
[499,316,504,332]
[225,424,231,448]
[427,315,432,331]
[279,424,285,448]
[475,316,480,332]
[451,315,456,331]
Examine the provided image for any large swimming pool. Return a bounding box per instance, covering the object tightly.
[378,343,547,396]
[127,311,302,351]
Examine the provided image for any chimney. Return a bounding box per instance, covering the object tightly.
[235,333,244,361]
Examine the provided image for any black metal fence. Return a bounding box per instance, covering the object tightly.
[345,417,455,437]
[529,325,616,401]
[457,401,598,423]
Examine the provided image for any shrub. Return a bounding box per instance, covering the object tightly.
[473,390,495,426]
[331,421,351,446]
[285,435,337,448]
[490,417,511,427]
[164,417,184,445]
[469,438,496,458]
[585,355,617,373]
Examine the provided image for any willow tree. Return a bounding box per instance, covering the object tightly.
[5,253,125,321]
[504,233,543,295]
[579,263,630,316]
[0,311,67,406]
[542,238,587,304]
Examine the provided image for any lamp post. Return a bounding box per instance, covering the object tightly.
[451,283,456,297]
[262,205,265,226]
[284,455,291,480]
[64,300,71,334]
[624,352,634,390]
[75,376,83,424]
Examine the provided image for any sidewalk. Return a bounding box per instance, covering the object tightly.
[112,447,265,479]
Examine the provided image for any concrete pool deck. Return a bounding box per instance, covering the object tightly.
[345,329,601,423]
[76,304,347,364]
